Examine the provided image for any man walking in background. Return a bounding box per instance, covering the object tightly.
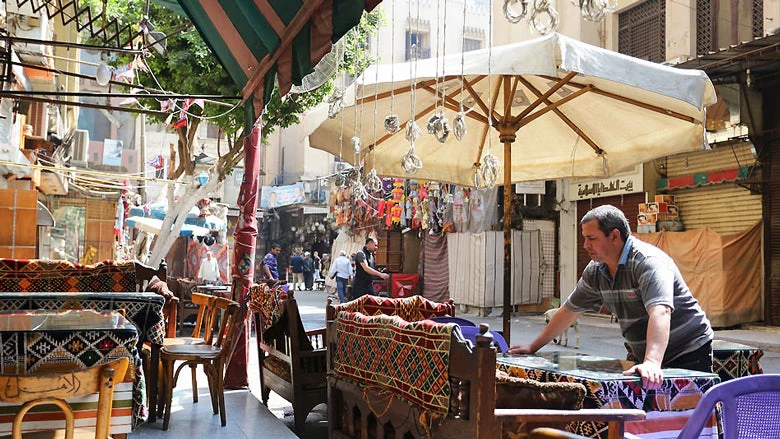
[329,250,353,303]
[261,243,281,281]
[303,251,315,290]
[290,250,304,291]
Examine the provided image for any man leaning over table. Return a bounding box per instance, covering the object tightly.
[508,205,714,390]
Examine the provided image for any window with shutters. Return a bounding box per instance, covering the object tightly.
[696,0,763,56]
[618,0,666,63]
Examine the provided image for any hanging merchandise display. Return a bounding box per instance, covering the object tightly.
[503,0,560,35]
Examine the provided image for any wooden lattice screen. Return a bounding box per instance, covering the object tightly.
[696,0,764,56]
[618,0,666,63]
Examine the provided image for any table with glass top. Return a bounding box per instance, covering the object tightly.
[0,310,140,436]
[497,352,721,439]
[712,340,763,382]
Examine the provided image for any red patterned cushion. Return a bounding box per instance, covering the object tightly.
[331,311,454,416]
[0,259,136,292]
[333,295,453,322]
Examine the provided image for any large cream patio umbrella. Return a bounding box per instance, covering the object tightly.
[308,33,716,342]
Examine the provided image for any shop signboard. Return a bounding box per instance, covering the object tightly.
[570,164,643,200]
[260,182,305,208]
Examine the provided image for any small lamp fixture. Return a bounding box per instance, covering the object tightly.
[95,54,113,86]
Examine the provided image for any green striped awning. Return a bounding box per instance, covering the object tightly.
[173,0,381,112]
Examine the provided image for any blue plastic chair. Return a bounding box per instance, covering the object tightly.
[458,325,509,353]
[625,374,780,439]
[429,315,477,327]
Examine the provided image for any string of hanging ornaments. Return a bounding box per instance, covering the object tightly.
[504,0,616,34]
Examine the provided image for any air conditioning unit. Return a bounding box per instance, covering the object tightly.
[334,161,352,174]
[71,129,89,165]
[7,4,52,66]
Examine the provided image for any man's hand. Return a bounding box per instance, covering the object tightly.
[507,344,535,355]
[380,272,389,280]
[623,360,664,389]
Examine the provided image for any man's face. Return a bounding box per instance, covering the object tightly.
[581,219,621,263]
[366,240,377,252]
[206,253,212,260]
[271,247,281,255]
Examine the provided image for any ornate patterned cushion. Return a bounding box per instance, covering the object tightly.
[331,311,454,416]
[249,283,288,331]
[0,259,136,292]
[495,370,586,409]
[333,295,454,322]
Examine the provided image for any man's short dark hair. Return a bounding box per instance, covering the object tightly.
[580,205,631,241]
[365,237,377,245]
[270,243,281,250]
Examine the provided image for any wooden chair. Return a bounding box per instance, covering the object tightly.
[147,292,216,419]
[160,297,240,430]
[0,358,129,439]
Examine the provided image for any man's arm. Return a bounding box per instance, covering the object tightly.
[507,306,581,354]
[263,258,273,279]
[359,260,389,280]
[623,304,671,389]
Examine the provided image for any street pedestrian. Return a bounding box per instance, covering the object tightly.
[261,243,281,280]
[290,250,304,291]
[303,251,314,290]
[508,205,714,390]
[329,250,354,303]
[197,251,220,284]
[313,251,322,280]
[352,237,389,299]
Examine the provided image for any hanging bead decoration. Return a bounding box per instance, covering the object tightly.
[503,0,559,34]
[530,0,559,35]
[574,0,618,22]
[365,168,383,193]
[327,87,344,119]
[480,152,500,188]
[503,0,529,23]
[351,136,361,155]
[385,115,401,134]
[453,112,467,141]
[472,164,482,188]
[405,120,421,143]
[426,112,451,143]
[401,145,423,175]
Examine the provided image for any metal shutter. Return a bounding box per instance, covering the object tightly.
[672,185,761,234]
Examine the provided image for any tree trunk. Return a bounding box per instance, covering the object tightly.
[147,168,222,268]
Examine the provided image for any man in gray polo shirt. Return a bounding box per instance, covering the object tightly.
[509,205,713,389]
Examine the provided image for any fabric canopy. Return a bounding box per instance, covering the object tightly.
[308,33,717,186]
[126,216,211,237]
[172,0,382,112]
[129,202,226,231]
[635,222,762,327]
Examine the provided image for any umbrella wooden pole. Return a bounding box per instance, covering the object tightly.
[500,131,516,345]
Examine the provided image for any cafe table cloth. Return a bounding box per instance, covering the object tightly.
[0,310,143,433]
[497,353,721,438]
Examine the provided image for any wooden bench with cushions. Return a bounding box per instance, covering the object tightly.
[326,311,646,439]
[249,283,327,433]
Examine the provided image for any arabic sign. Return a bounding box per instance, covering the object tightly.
[570,165,643,200]
[260,183,305,209]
